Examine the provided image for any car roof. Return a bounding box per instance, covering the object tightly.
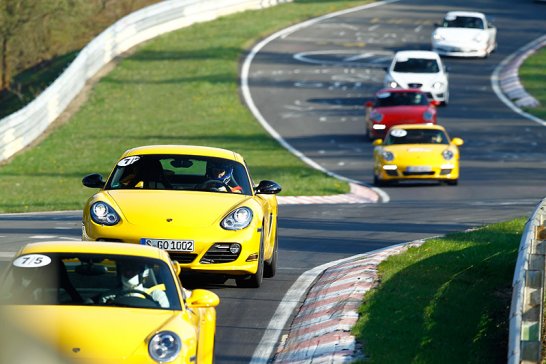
[390,124,447,132]
[16,240,168,260]
[445,11,486,19]
[393,50,440,60]
[121,145,245,164]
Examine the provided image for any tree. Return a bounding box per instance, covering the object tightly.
[0,0,72,91]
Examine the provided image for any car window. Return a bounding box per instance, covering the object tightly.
[0,253,182,310]
[393,58,440,73]
[106,154,253,195]
[376,92,429,107]
[384,129,449,145]
[442,16,484,30]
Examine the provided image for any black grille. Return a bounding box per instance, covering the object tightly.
[403,171,435,176]
[408,83,422,88]
[201,244,240,264]
[169,253,197,264]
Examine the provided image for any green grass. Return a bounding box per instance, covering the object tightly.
[519,47,546,120]
[0,1,380,213]
[353,218,525,363]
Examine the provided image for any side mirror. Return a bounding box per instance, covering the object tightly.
[372,139,383,146]
[186,289,220,308]
[82,173,106,188]
[255,180,282,195]
[365,101,374,108]
[451,137,464,147]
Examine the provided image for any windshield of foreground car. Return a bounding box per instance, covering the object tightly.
[0,253,182,310]
[393,58,440,73]
[442,16,484,29]
[106,154,253,195]
[375,91,429,107]
[384,129,449,145]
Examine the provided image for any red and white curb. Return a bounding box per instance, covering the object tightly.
[277,183,379,205]
[272,241,424,363]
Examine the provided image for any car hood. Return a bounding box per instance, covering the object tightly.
[384,144,451,163]
[3,305,177,362]
[374,105,430,122]
[434,27,484,42]
[106,190,252,227]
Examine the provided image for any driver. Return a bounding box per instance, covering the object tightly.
[206,162,242,193]
[115,261,170,308]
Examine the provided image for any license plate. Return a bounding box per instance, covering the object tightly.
[406,166,432,172]
[141,239,194,252]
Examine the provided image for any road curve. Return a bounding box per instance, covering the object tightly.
[1,1,546,363]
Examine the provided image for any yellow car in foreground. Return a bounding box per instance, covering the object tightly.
[82,145,281,288]
[0,241,219,364]
[373,124,463,186]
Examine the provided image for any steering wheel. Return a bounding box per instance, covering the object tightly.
[198,179,231,192]
[97,289,156,304]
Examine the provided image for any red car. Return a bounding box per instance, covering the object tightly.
[365,88,439,140]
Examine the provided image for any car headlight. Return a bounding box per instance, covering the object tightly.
[388,80,399,88]
[423,110,434,122]
[381,151,395,162]
[221,207,253,230]
[370,111,384,122]
[148,331,181,363]
[442,149,454,160]
[473,33,488,43]
[432,81,444,91]
[432,33,444,41]
[90,202,120,226]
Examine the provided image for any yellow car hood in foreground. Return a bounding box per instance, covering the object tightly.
[3,305,180,363]
[106,190,252,228]
[384,144,455,165]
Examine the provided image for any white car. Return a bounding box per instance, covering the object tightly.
[384,50,449,105]
[432,11,497,58]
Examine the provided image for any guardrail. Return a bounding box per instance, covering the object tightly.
[508,197,546,363]
[0,0,291,163]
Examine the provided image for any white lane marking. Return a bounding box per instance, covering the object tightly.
[491,34,546,127]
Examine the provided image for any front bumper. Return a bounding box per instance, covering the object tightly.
[375,162,459,182]
[82,222,261,276]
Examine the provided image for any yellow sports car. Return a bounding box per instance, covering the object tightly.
[0,240,219,364]
[82,145,281,288]
[373,124,463,186]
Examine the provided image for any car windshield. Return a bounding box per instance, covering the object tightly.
[393,58,440,73]
[106,154,253,195]
[384,129,449,145]
[0,253,182,310]
[375,92,429,107]
[442,16,484,29]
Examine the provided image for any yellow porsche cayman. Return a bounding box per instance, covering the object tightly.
[0,241,219,364]
[82,145,281,288]
[373,124,463,186]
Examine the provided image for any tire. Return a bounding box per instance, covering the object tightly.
[445,179,458,186]
[235,233,264,288]
[264,230,277,278]
[374,175,384,187]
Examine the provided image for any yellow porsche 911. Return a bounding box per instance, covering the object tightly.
[373,124,463,186]
[82,145,281,288]
[0,241,219,364]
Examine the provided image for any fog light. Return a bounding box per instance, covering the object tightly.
[246,253,258,262]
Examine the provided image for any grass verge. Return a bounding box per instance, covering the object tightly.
[353,217,526,363]
[0,1,381,213]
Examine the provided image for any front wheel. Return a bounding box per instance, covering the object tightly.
[236,233,264,288]
[445,179,458,186]
[264,230,278,278]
